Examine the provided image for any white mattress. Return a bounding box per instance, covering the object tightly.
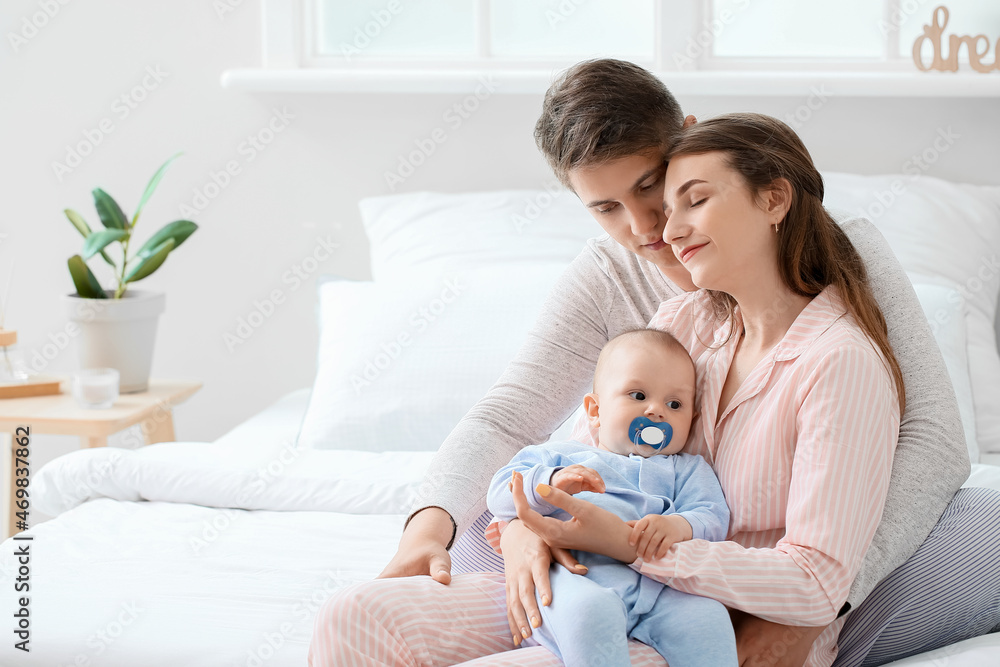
[0,500,404,666]
[0,388,997,666]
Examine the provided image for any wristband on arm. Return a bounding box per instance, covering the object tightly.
[404,505,459,550]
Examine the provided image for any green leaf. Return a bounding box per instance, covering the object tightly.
[66,208,117,267]
[124,238,175,283]
[65,208,92,238]
[82,228,128,260]
[135,220,197,259]
[92,188,128,230]
[133,152,182,227]
[68,255,107,299]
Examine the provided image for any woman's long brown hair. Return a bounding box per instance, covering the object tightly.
[667,113,905,413]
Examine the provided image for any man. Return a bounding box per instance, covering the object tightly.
[374,59,999,666]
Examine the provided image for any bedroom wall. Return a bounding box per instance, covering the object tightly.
[2,1,998,484]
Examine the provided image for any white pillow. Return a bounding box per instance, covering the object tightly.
[911,282,979,462]
[359,189,605,280]
[297,264,568,451]
[823,173,1000,456]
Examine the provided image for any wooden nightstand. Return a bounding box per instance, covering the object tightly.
[0,378,202,537]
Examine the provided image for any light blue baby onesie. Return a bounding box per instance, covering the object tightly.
[488,440,737,667]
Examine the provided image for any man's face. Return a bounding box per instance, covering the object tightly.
[567,152,693,288]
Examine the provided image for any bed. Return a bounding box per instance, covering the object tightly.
[2,174,999,666]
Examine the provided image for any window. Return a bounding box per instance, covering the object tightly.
[308,0,656,66]
[707,0,999,71]
[225,0,999,94]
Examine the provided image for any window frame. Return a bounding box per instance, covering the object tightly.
[225,0,997,96]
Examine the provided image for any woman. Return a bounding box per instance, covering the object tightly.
[310,61,999,666]
[504,112,902,667]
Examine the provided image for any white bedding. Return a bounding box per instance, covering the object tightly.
[0,390,433,666]
[1,389,998,666]
[0,500,404,666]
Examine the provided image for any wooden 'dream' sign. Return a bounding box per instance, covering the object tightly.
[913,5,999,72]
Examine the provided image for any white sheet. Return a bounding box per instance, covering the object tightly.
[2,389,998,666]
[0,499,404,666]
[0,389,420,667]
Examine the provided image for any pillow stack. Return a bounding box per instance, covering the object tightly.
[296,175,1000,465]
[824,173,1000,463]
[296,189,604,452]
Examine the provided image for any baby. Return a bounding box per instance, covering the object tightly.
[487,328,737,667]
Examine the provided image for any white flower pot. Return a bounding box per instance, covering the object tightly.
[62,290,166,393]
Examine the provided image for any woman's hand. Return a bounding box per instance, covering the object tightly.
[499,518,586,645]
[377,507,453,584]
[730,609,826,667]
[510,470,637,564]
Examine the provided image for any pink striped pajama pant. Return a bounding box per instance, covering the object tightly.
[308,488,1000,667]
[306,572,668,667]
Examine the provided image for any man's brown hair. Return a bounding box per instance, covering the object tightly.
[534,59,685,190]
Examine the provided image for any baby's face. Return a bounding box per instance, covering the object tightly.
[587,342,697,458]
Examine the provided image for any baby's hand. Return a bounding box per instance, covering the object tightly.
[549,465,606,496]
[626,514,692,561]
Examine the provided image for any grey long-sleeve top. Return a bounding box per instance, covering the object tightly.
[411,214,970,610]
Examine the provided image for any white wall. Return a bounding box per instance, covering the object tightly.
[2,0,998,470]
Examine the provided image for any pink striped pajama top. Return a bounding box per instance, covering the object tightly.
[624,286,899,667]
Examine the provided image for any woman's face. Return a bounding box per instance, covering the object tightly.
[567,152,686,276]
[662,152,783,293]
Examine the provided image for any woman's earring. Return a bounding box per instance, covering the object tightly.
[774,224,779,233]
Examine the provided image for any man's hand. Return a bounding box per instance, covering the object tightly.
[626,514,692,561]
[549,464,606,495]
[499,519,586,645]
[377,506,453,584]
[730,609,826,667]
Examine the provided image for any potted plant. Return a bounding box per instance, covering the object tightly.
[62,154,197,392]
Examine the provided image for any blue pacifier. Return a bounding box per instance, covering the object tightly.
[629,416,673,452]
